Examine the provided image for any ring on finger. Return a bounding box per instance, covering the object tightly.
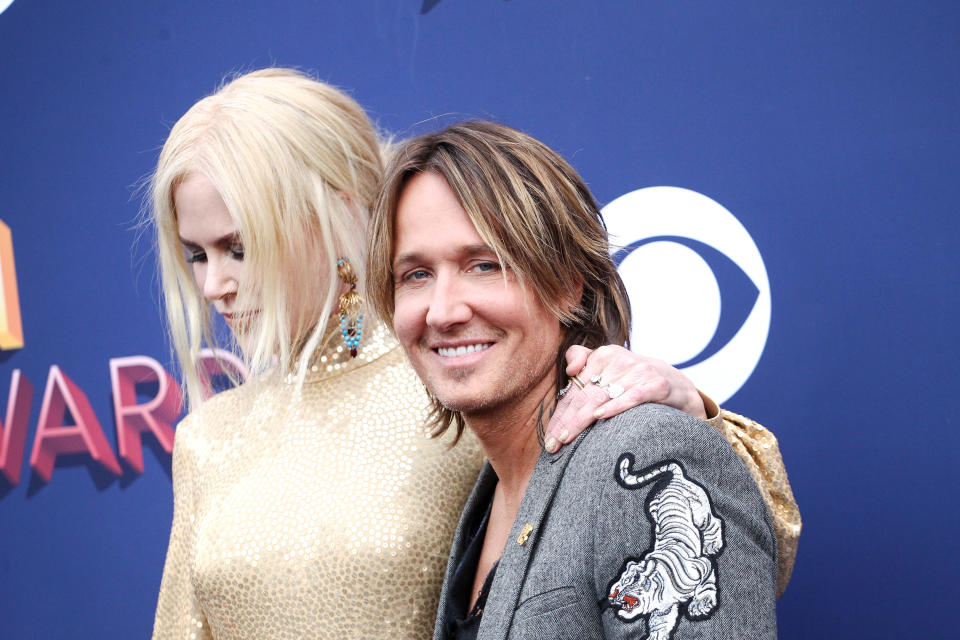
[571,374,586,390]
[606,382,625,399]
[556,380,573,399]
[590,374,604,385]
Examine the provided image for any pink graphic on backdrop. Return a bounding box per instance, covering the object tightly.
[0,370,33,484]
[110,356,182,474]
[29,366,122,482]
[197,348,249,400]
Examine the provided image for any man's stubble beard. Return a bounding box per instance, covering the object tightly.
[426,356,557,435]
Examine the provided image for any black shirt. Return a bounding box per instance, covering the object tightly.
[442,497,499,640]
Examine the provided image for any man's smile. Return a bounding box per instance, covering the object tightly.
[435,342,493,358]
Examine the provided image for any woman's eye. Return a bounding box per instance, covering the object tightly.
[185,251,206,264]
[230,245,245,260]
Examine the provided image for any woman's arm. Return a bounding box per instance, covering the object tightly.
[708,407,801,597]
[152,415,212,640]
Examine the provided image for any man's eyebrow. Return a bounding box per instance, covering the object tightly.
[392,252,423,271]
[461,244,494,258]
[392,244,494,270]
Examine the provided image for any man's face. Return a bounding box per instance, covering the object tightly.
[391,171,564,419]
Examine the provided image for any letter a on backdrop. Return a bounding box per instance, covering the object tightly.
[30,366,122,482]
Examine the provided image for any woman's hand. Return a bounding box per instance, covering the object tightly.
[545,345,707,453]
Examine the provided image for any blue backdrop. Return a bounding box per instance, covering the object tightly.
[1,1,957,637]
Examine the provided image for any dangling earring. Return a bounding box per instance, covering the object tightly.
[337,257,363,357]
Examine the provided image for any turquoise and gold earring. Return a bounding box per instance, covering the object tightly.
[336,258,363,357]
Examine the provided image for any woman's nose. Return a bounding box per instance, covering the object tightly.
[200,256,238,302]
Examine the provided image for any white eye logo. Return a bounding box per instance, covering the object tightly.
[0,1,15,17]
[601,186,770,404]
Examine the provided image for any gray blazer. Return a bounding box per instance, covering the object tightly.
[433,403,778,640]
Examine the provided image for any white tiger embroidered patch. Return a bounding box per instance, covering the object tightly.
[606,456,724,640]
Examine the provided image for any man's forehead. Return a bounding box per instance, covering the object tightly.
[392,172,491,260]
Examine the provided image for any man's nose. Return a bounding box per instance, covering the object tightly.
[425,271,472,331]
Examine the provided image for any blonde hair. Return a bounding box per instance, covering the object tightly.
[149,68,383,408]
[367,121,630,440]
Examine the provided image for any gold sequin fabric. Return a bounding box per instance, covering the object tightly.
[151,323,483,640]
[705,409,801,597]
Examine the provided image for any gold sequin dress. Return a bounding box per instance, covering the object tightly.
[152,324,800,639]
[152,325,484,639]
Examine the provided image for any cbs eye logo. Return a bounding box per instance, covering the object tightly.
[601,187,770,404]
[0,220,24,350]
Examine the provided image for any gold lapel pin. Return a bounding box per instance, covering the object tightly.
[517,523,534,545]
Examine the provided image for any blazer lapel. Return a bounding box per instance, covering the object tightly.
[477,432,588,640]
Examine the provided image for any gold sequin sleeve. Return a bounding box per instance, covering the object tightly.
[702,394,801,598]
[152,413,213,640]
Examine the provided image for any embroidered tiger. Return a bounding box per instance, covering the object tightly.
[606,456,724,640]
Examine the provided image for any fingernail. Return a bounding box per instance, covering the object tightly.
[558,430,570,443]
[545,437,559,453]
[593,409,604,419]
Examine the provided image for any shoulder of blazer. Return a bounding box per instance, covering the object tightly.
[578,402,734,463]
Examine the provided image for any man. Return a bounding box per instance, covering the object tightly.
[367,121,778,639]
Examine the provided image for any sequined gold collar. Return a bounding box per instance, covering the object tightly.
[283,320,399,385]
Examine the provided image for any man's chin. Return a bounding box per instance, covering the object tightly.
[427,385,493,415]
[430,393,482,414]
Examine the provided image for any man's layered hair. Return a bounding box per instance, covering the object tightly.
[367,121,631,440]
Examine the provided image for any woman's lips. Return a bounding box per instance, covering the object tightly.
[221,310,260,331]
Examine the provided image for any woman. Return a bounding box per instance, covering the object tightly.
[149,68,798,639]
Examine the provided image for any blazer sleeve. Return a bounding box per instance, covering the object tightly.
[592,404,778,640]
[151,414,213,640]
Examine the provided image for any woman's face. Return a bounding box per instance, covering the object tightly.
[174,174,260,341]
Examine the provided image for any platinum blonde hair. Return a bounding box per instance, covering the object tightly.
[149,68,383,408]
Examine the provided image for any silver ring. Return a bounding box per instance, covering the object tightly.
[606,382,625,399]
[590,374,603,385]
[556,380,573,399]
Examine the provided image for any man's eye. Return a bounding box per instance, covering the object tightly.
[473,261,500,273]
[403,269,430,281]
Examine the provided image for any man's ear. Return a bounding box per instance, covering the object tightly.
[562,279,586,325]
